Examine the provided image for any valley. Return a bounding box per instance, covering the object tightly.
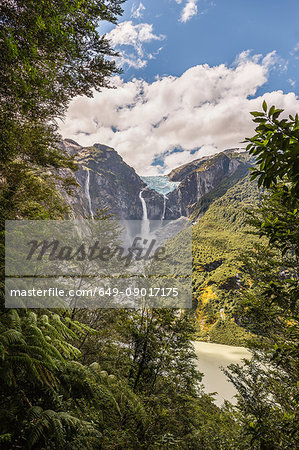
[61,139,260,346]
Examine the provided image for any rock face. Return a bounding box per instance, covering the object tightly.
[60,140,250,222]
[167,148,240,182]
[165,151,244,219]
[167,156,210,182]
[60,139,165,220]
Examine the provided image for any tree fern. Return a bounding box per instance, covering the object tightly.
[26,406,100,449]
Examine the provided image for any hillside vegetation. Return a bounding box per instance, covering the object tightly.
[192,173,261,344]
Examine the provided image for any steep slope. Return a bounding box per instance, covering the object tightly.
[60,140,253,222]
[191,161,253,220]
[192,174,261,344]
[60,139,165,219]
[165,150,252,218]
[168,155,210,181]
[167,148,240,181]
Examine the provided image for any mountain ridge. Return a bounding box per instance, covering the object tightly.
[60,139,164,219]
[61,139,254,222]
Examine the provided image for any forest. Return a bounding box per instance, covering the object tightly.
[0,1,298,448]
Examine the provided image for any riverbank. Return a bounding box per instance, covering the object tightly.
[198,319,253,347]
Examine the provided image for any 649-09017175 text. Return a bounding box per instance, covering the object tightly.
[8,286,180,298]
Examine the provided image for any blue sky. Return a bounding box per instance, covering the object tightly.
[103,0,299,93]
[61,0,299,174]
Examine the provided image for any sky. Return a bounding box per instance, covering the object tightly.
[60,0,299,175]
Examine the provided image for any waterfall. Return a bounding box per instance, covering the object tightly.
[161,195,167,221]
[85,169,94,220]
[139,189,150,238]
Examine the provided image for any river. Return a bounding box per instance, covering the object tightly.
[193,341,251,406]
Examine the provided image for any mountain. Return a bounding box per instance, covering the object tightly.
[61,139,254,223]
[165,150,251,218]
[192,173,260,344]
[60,139,165,219]
[167,148,240,181]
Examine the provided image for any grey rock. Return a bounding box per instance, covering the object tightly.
[59,140,249,222]
[60,140,165,220]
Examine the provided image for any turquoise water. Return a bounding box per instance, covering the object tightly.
[141,176,180,195]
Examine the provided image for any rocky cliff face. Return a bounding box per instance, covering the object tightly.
[167,156,210,182]
[60,140,250,222]
[167,148,240,182]
[60,139,165,220]
[165,151,244,219]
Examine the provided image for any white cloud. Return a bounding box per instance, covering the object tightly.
[59,51,299,175]
[116,54,148,69]
[173,0,198,22]
[162,145,217,171]
[131,2,145,19]
[290,42,299,60]
[180,0,198,22]
[173,0,215,23]
[106,21,165,68]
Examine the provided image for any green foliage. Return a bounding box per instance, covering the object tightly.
[0,304,247,448]
[237,106,299,351]
[192,173,261,339]
[0,309,82,447]
[201,319,253,347]
[226,106,299,448]
[0,309,150,448]
[225,358,299,449]
[0,0,124,222]
[247,104,299,198]
[246,104,299,256]
[72,308,247,449]
[1,0,123,121]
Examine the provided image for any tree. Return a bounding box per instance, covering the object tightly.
[0,309,152,448]
[0,0,124,222]
[246,101,299,252]
[242,103,298,356]
[225,104,299,449]
[73,307,246,449]
[0,0,124,308]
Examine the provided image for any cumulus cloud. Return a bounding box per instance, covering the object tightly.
[162,145,218,171]
[174,0,198,22]
[59,51,299,175]
[106,21,165,69]
[131,2,145,19]
[180,1,198,22]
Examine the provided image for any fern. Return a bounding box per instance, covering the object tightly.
[0,433,11,443]
[0,309,149,447]
[26,407,100,448]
